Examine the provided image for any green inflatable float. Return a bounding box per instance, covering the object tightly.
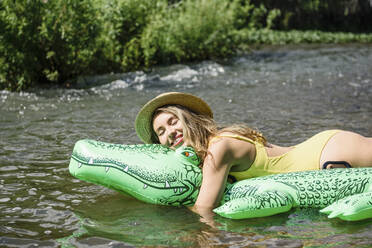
[69,139,372,221]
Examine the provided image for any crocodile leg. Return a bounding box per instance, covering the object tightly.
[213,191,294,219]
[320,192,372,221]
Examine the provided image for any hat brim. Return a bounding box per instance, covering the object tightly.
[135,92,213,143]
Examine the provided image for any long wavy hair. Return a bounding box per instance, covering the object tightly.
[152,105,267,165]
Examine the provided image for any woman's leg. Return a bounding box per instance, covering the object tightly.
[320,131,372,169]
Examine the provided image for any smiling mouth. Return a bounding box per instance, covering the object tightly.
[172,135,184,147]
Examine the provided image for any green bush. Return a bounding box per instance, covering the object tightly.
[0,0,371,91]
[139,0,240,66]
[250,0,372,32]
[0,0,102,90]
[235,29,372,46]
[99,0,158,71]
[131,0,275,67]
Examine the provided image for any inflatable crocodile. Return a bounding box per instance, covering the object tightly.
[69,139,202,206]
[69,140,372,221]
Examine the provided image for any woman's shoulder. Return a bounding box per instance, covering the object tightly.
[206,132,256,167]
[208,132,235,149]
[210,132,255,144]
[208,132,255,153]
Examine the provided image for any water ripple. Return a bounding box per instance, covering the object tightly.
[0,44,371,247]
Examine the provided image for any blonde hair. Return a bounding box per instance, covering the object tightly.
[152,105,267,165]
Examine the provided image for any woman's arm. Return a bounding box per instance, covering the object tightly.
[187,138,232,225]
[189,136,255,217]
[192,142,232,210]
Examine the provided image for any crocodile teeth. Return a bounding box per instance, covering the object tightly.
[174,188,178,193]
[143,184,148,189]
[124,166,129,172]
[165,181,170,188]
[78,162,82,168]
[88,158,93,164]
[105,167,109,173]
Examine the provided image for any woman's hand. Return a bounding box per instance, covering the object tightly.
[188,205,218,227]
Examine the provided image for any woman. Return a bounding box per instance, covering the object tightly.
[135,92,372,216]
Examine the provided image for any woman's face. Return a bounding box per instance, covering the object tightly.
[152,111,187,149]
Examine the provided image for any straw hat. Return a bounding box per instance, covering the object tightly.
[135,92,213,143]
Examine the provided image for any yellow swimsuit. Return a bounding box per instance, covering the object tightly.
[211,130,341,180]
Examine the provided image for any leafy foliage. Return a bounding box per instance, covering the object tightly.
[0,0,102,90]
[250,0,372,32]
[0,0,371,91]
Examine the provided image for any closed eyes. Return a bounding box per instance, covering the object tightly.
[157,128,165,136]
[155,116,179,138]
[168,116,178,125]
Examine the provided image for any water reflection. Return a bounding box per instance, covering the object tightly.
[1,44,372,247]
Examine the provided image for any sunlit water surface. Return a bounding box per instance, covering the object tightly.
[1,44,372,247]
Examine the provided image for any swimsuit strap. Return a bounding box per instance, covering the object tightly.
[322,161,352,169]
[209,134,256,146]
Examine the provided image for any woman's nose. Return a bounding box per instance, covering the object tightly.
[168,130,175,138]
[167,127,177,138]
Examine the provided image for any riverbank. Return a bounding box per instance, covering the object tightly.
[1,0,372,91]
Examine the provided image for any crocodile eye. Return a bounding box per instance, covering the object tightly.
[182,151,194,157]
[175,147,200,166]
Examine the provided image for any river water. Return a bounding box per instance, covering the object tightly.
[1,44,372,247]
